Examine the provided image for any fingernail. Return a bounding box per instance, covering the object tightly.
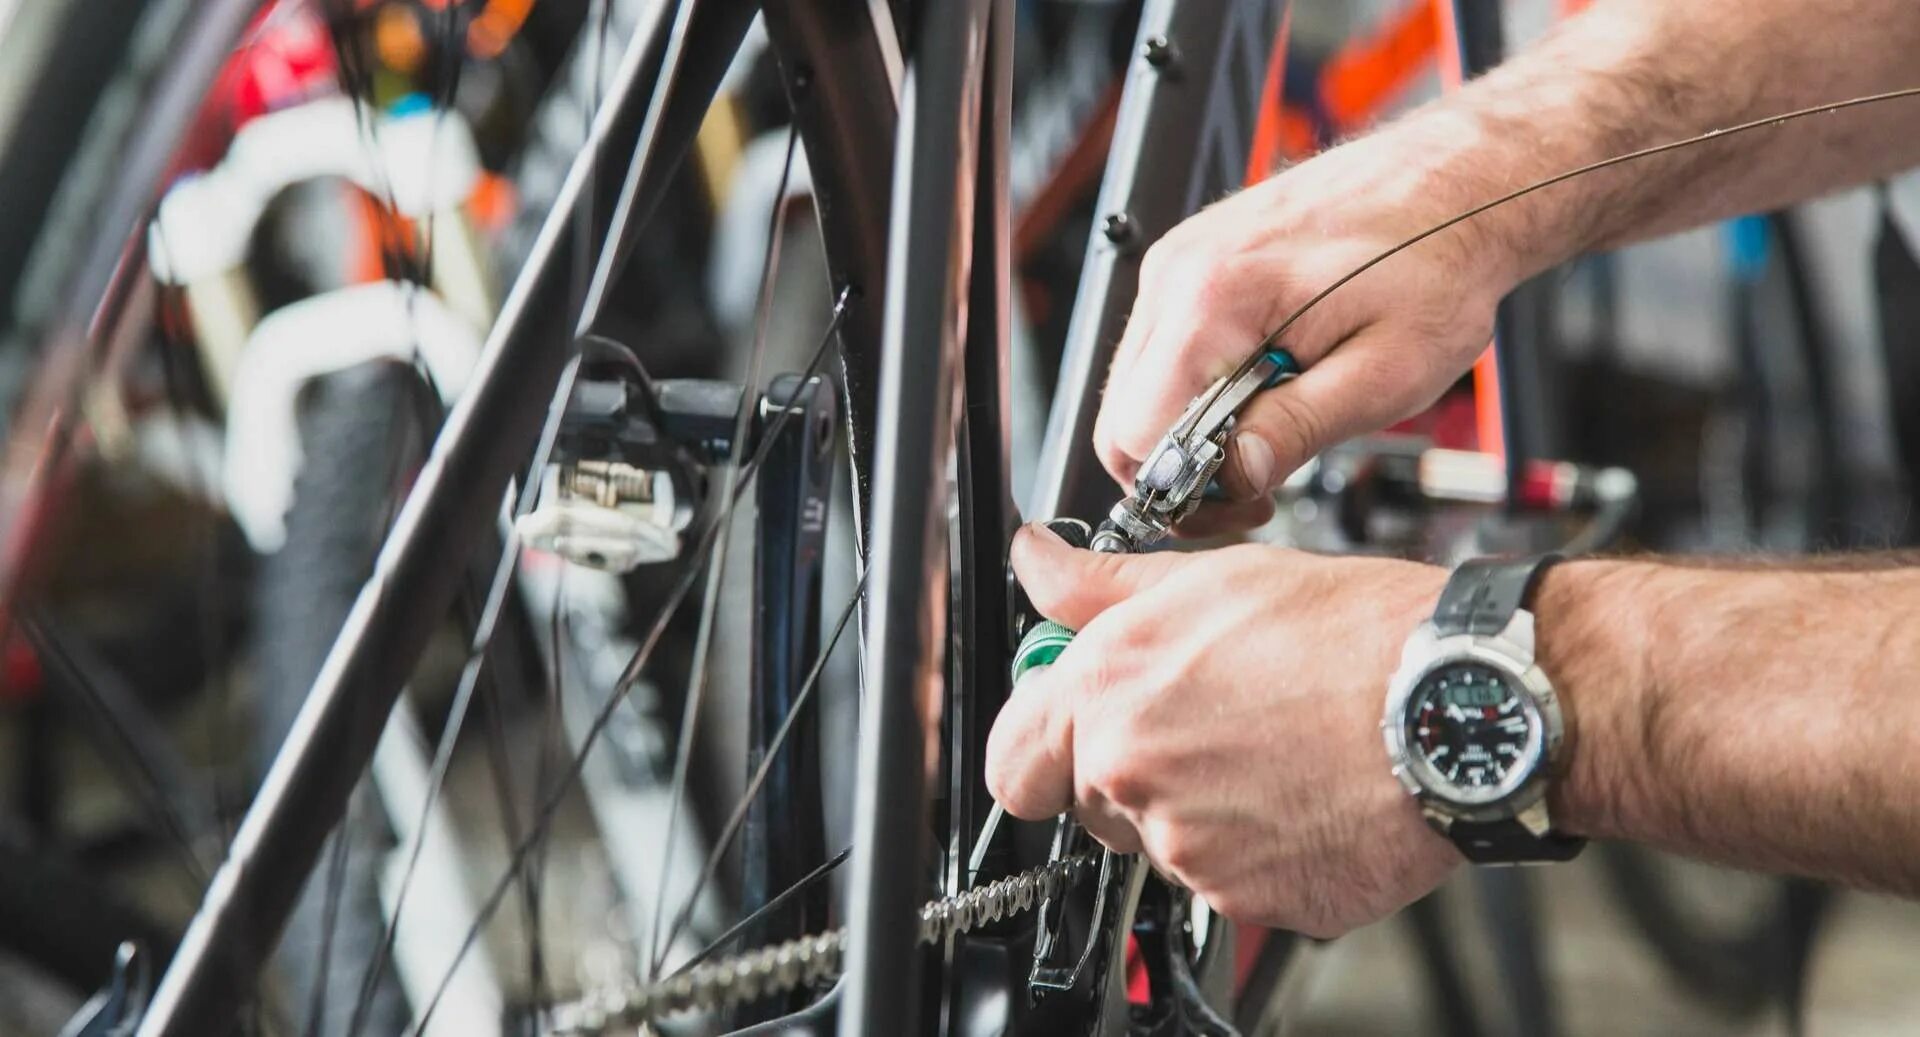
[1232,432,1275,497]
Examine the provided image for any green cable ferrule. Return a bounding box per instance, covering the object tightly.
[1261,347,1302,388]
[1011,620,1077,687]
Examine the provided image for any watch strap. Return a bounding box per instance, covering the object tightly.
[1432,554,1562,636]
[1428,554,1584,864]
[1448,819,1586,865]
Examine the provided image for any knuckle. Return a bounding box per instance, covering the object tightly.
[1142,818,1202,880]
[987,770,1033,817]
[1203,890,1251,924]
[1078,740,1149,810]
[1087,551,1138,594]
[1094,428,1136,477]
[1139,240,1178,284]
[1188,265,1242,318]
[984,766,1017,811]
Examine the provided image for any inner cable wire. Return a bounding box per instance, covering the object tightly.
[1200,86,1920,426]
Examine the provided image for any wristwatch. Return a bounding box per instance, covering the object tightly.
[1381,555,1585,865]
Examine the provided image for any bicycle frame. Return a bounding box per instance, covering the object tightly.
[126,0,1297,1031]
[1033,0,1295,524]
[136,2,904,1032]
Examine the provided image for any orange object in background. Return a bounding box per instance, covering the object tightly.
[375,3,430,74]
[1432,0,1507,461]
[1244,9,1298,181]
[1319,0,1440,136]
[469,0,537,60]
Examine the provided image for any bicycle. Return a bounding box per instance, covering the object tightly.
[4,1,1296,1032]
[2,1,1915,1035]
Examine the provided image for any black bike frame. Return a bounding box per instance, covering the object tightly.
[132,0,1286,1030]
[1031,0,1293,524]
[137,2,903,1031]
[837,0,996,1031]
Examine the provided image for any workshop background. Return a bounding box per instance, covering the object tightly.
[0,0,1916,1035]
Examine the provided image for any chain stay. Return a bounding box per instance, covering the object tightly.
[551,854,1098,1034]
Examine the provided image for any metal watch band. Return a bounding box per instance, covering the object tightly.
[1430,554,1584,865]
[1432,554,1563,637]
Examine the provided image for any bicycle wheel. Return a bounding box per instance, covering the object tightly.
[0,0,1300,1032]
[252,364,426,1037]
[0,1,1044,1034]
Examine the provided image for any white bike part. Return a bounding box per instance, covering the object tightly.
[223,281,482,553]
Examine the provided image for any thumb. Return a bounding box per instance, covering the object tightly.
[1215,333,1445,500]
[1010,523,1192,628]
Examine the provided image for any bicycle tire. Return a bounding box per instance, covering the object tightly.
[1595,842,1821,1018]
[252,364,424,1037]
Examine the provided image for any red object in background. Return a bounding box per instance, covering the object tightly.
[0,614,42,703]
[175,4,341,173]
[1127,933,1150,1003]
[1122,919,1288,1008]
[217,7,339,127]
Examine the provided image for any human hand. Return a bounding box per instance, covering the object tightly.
[1095,124,1522,532]
[985,524,1460,937]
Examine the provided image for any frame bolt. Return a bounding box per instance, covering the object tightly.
[1101,212,1137,246]
[1142,36,1176,68]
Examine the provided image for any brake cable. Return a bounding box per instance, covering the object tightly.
[548,83,1920,1035]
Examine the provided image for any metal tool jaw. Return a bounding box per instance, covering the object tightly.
[1091,348,1300,553]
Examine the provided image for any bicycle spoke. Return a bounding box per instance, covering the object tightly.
[642,121,802,980]
[518,571,574,1020]
[670,847,853,979]
[577,0,693,328]
[341,361,583,1037]
[652,575,866,971]
[304,825,354,1037]
[405,288,851,1036]
[153,300,241,851]
[18,614,211,886]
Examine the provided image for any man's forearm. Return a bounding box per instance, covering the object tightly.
[1381,0,1920,284]
[1539,557,1920,894]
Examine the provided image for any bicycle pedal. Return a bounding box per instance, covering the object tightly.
[517,460,686,571]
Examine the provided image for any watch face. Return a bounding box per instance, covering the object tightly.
[1404,661,1540,801]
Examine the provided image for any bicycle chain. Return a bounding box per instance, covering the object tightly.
[549,854,1099,1034]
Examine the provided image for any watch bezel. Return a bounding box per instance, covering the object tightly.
[1382,617,1564,823]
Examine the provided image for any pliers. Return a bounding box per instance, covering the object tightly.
[1091,347,1301,553]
